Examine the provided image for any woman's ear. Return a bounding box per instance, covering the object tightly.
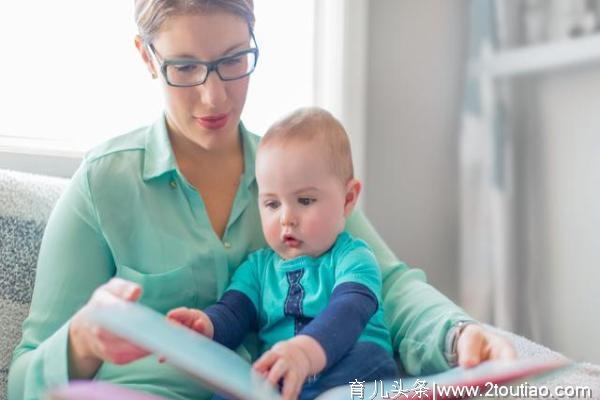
[134,35,158,79]
[343,179,362,217]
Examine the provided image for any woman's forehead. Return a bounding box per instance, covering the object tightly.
[152,11,250,59]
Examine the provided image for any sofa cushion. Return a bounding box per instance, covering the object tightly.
[0,169,67,399]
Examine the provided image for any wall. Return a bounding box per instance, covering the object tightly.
[523,65,600,363]
[364,0,469,302]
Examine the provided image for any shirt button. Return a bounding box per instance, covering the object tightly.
[223,241,232,249]
[169,180,177,189]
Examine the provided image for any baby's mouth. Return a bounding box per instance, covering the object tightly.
[282,234,302,248]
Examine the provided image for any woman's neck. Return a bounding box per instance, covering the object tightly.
[167,125,243,173]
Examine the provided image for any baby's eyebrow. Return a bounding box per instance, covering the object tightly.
[293,187,319,194]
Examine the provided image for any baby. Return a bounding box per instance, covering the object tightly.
[167,107,397,400]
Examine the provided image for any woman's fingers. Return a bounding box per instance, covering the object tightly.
[90,278,142,307]
[488,333,517,360]
[93,326,151,364]
[456,325,517,368]
[103,278,142,301]
[74,278,150,364]
[457,325,485,368]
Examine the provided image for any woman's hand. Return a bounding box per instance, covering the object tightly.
[68,278,151,379]
[165,307,214,338]
[456,324,517,368]
[253,336,321,400]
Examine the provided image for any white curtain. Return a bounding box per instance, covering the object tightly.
[458,1,519,332]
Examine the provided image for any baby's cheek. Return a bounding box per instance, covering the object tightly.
[306,217,335,242]
[262,220,280,246]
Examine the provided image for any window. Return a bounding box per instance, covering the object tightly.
[0,1,315,152]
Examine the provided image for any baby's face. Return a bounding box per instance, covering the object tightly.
[256,141,347,259]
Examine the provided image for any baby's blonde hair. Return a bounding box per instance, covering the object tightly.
[259,107,354,184]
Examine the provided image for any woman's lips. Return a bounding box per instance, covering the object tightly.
[195,114,228,130]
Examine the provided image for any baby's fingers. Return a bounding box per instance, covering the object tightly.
[253,351,279,375]
[191,318,206,335]
[281,371,303,400]
[266,359,288,386]
[166,308,198,328]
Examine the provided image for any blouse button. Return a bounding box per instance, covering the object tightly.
[169,180,177,189]
[223,241,232,249]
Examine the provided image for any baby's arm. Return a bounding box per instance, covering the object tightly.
[167,290,258,350]
[252,283,376,400]
[299,282,378,370]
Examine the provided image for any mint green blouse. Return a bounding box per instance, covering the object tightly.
[8,116,470,400]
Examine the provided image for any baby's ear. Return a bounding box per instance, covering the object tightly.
[343,179,362,217]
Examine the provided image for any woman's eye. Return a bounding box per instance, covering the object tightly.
[221,56,242,66]
[175,64,197,73]
[298,198,315,206]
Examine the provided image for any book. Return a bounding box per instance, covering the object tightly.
[85,300,280,400]
[318,357,571,399]
[47,381,167,400]
[70,300,570,400]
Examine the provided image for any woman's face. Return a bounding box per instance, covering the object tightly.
[140,12,252,152]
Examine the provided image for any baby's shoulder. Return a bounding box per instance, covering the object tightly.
[331,231,375,260]
[242,246,278,268]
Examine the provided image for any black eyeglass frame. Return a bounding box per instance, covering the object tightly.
[147,31,259,87]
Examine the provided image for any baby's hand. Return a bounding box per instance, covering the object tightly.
[166,307,214,338]
[253,340,312,400]
[457,324,517,367]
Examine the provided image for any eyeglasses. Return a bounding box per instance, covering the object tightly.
[147,32,259,87]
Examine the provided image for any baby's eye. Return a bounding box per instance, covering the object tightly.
[298,197,316,206]
[264,200,280,209]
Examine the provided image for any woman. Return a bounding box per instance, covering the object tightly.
[8,1,515,399]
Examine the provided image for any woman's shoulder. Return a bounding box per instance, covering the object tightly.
[84,125,149,165]
[75,123,157,193]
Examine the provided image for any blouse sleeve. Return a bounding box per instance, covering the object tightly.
[8,163,115,400]
[345,209,473,375]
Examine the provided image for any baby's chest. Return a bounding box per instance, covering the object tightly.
[259,267,338,321]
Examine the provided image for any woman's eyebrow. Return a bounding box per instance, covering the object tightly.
[168,40,250,60]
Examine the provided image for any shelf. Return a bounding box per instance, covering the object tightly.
[471,33,600,78]
[0,135,85,158]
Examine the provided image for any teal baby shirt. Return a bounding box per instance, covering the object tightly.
[227,231,393,356]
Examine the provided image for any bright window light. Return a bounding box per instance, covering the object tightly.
[0,1,314,151]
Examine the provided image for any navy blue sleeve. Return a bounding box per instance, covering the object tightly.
[299,282,378,370]
[204,290,258,349]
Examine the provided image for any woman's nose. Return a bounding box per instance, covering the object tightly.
[197,70,227,107]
